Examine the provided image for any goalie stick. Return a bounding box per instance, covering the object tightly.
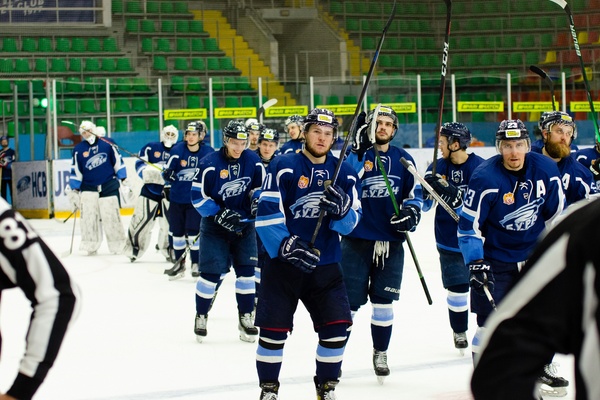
[310,0,397,248]
[431,0,452,175]
[400,157,460,222]
[549,0,600,143]
[370,105,432,305]
[529,65,557,111]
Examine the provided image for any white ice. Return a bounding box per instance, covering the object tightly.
[0,211,575,399]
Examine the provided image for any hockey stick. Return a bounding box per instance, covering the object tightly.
[483,285,497,310]
[61,121,163,171]
[370,105,432,305]
[431,0,452,175]
[529,65,557,111]
[163,232,201,276]
[400,157,459,222]
[258,98,278,121]
[310,0,397,247]
[55,208,77,224]
[61,207,78,257]
[549,0,600,143]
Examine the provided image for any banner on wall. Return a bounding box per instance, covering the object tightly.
[12,161,50,218]
[0,0,95,23]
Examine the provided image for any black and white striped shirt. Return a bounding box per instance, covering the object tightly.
[472,198,600,400]
[0,198,79,400]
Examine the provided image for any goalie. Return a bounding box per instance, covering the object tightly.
[124,125,179,262]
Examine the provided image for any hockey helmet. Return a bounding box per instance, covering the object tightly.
[284,114,304,131]
[367,105,399,128]
[538,111,553,130]
[303,108,339,138]
[541,111,577,140]
[440,122,472,149]
[247,121,266,133]
[223,120,248,140]
[161,125,179,147]
[259,128,280,143]
[94,126,106,137]
[185,121,205,134]
[496,119,530,148]
[245,118,259,128]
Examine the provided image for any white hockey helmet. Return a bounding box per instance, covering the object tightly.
[94,126,106,137]
[79,120,96,135]
[162,125,179,148]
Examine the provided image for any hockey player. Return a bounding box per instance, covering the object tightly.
[245,118,265,151]
[341,105,423,383]
[0,197,80,400]
[162,121,214,279]
[254,108,361,400]
[123,125,179,262]
[535,111,596,205]
[0,135,15,202]
[190,120,264,343]
[458,119,564,360]
[66,120,128,255]
[279,114,304,154]
[472,198,600,399]
[576,133,600,182]
[422,122,485,355]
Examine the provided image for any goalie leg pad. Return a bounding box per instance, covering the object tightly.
[79,191,102,253]
[99,195,126,254]
[124,196,159,259]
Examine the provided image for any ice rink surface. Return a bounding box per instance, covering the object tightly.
[0,211,575,399]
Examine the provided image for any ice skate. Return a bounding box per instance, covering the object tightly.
[538,363,568,397]
[314,376,338,400]
[191,263,200,278]
[373,349,390,384]
[164,257,186,280]
[259,382,279,400]
[194,314,207,343]
[453,332,468,356]
[238,312,258,343]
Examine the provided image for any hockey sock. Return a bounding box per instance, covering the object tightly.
[195,273,221,315]
[173,234,186,261]
[471,326,485,358]
[256,328,288,383]
[315,323,348,383]
[447,284,469,333]
[371,300,393,352]
[234,265,255,314]
[188,232,200,263]
[345,309,358,342]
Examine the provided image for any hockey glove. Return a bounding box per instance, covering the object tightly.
[390,205,421,233]
[590,158,600,177]
[424,173,463,209]
[67,189,80,211]
[162,168,176,182]
[468,260,495,297]
[350,111,372,161]
[142,167,165,185]
[214,208,244,232]
[119,179,135,204]
[278,235,320,273]
[319,184,351,220]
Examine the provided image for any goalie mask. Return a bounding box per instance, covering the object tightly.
[79,120,97,144]
[161,125,179,148]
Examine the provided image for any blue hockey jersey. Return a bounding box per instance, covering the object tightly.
[191,147,265,219]
[163,142,215,204]
[458,152,565,265]
[135,141,173,197]
[279,139,303,155]
[575,146,600,181]
[344,147,423,242]
[256,151,361,265]
[423,153,485,252]
[69,138,126,190]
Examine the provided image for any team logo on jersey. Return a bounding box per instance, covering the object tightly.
[361,175,398,198]
[315,170,328,186]
[83,151,90,158]
[177,168,198,182]
[230,164,240,177]
[364,160,373,172]
[519,180,534,200]
[220,169,229,179]
[451,170,463,184]
[499,198,545,231]
[503,192,515,205]
[180,159,188,167]
[85,153,108,170]
[218,177,251,199]
[298,175,309,189]
[154,151,161,158]
[295,149,301,153]
[290,192,323,219]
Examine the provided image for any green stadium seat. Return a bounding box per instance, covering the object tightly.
[87,37,102,52]
[66,77,83,93]
[126,19,139,33]
[390,54,402,67]
[329,1,343,14]
[146,1,159,13]
[148,117,160,131]
[176,20,189,33]
[14,59,30,73]
[80,98,97,113]
[379,55,392,68]
[84,77,103,92]
[212,76,223,91]
[132,77,150,91]
[113,98,131,113]
[95,118,108,129]
[21,37,37,52]
[161,2,174,13]
[186,77,204,91]
[508,53,523,66]
[472,37,488,49]
[62,98,78,114]
[69,58,83,72]
[117,58,133,72]
[223,76,236,91]
[153,56,167,71]
[204,38,219,51]
[141,20,156,33]
[189,20,204,33]
[191,38,204,52]
[186,95,201,108]
[219,57,234,70]
[131,98,146,111]
[170,76,184,91]
[34,58,47,73]
[85,58,100,72]
[503,35,518,48]
[399,37,413,50]
[383,37,399,50]
[38,38,52,52]
[147,97,159,111]
[525,52,539,66]
[115,77,132,91]
[2,38,17,52]
[55,38,70,52]
[236,76,251,90]
[132,117,147,131]
[206,57,220,70]
[345,18,359,31]
[174,57,189,71]
[362,37,376,50]
[126,1,142,13]
[360,20,370,32]
[191,57,205,71]
[156,38,171,52]
[161,20,175,33]
[49,58,67,73]
[112,0,123,13]
[141,38,153,53]
[101,58,116,72]
[540,33,554,47]
[224,96,239,107]
[174,2,188,14]
[177,38,190,52]
[240,96,254,107]
[71,37,86,52]
[103,37,118,52]
[404,54,417,69]
[521,34,535,48]
[114,117,128,132]
[495,53,509,66]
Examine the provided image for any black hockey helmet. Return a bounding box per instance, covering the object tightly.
[541,111,577,139]
[284,114,304,131]
[440,122,471,150]
[496,119,530,148]
[259,128,280,143]
[223,120,248,140]
[247,121,266,133]
[185,121,205,134]
[303,108,339,138]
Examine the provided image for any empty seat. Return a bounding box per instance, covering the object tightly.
[2,38,18,52]
[161,20,175,33]
[80,98,97,113]
[126,19,139,33]
[146,1,159,13]
[85,58,100,72]
[204,38,219,51]
[186,77,204,91]
[132,117,147,131]
[113,98,131,113]
[191,38,204,52]
[55,38,71,52]
[156,38,171,52]
[62,98,78,114]
[38,38,52,52]
[132,77,150,91]
[141,38,153,53]
[219,57,234,70]
[161,2,174,13]
[153,56,167,71]
[14,59,30,73]
[206,57,220,70]
[147,97,159,111]
[103,37,118,52]
[101,58,116,72]
[140,20,156,33]
[131,98,146,111]
[21,37,37,52]
[174,57,189,71]
[189,20,204,33]
[191,57,205,71]
[71,37,86,52]
[176,20,189,33]
[50,58,67,72]
[171,76,184,91]
[176,38,190,52]
[148,117,160,131]
[34,58,48,73]
[114,117,128,132]
[69,58,83,72]
[126,1,142,12]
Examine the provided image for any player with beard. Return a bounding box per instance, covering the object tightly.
[245,118,265,152]
[458,119,567,397]
[254,108,361,400]
[190,120,265,344]
[162,121,215,280]
[341,105,423,384]
[279,114,305,154]
[535,111,596,205]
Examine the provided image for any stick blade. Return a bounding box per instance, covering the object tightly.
[529,65,547,78]
[261,98,278,109]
